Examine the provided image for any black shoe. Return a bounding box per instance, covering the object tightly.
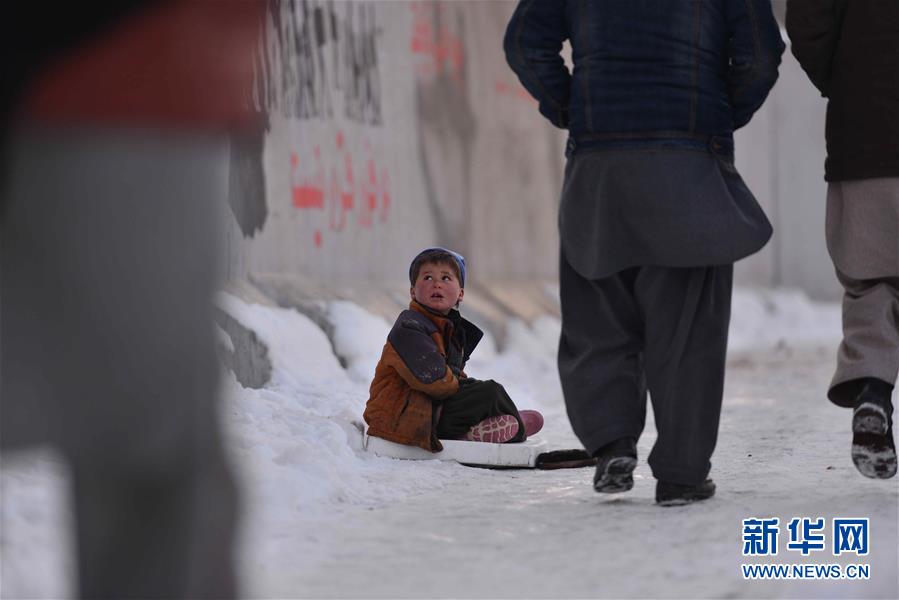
[655,478,716,506]
[593,438,637,494]
[851,378,897,479]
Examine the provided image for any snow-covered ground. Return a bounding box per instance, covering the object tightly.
[2,288,897,599]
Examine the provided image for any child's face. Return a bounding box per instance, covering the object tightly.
[410,260,464,314]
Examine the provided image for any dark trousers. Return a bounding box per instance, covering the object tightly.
[435,378,526,442]
[558,250,733,485]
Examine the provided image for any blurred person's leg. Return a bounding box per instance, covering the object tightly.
[1,127,238,597]
[636,265,732,487]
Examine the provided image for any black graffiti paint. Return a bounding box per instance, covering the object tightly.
[255,0,382,125]
[341,3,382,125]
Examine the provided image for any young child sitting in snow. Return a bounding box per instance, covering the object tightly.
[364,247,543,452]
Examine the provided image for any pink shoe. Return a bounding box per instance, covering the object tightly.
[464,415,519,443]
[520,410,544,437]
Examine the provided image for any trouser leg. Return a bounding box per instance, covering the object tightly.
[435,379,525,441]
[635,265,732,486]
[828,270,899,407]
[558,250,646,456]
[1,129,239,598]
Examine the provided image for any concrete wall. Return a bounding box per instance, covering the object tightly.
[224,2,564,293]
[223,0,843,323]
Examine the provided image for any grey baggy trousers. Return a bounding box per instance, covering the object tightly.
[558,250,732,485]
[825,177,899,406]
[1,129,238,598]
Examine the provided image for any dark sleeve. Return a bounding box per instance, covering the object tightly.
[785,0,848,97]
[503,0,571,129]
[724,0,787,129]
[386,314,457,393]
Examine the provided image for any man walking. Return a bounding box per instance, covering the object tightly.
[504,0,784,504]
[787,0,898,479]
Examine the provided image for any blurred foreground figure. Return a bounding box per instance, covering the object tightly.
[1,1,264,596]
[505,1,784,505]
[787,0,899,479]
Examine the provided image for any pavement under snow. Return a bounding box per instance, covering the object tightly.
[2,288,897,599]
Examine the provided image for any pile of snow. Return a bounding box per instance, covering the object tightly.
[324,300,391,384]
[217,294,352,406]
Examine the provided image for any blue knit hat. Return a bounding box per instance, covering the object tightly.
[409,247,466,287]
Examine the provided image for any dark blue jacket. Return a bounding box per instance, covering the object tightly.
[504,0,785,155]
